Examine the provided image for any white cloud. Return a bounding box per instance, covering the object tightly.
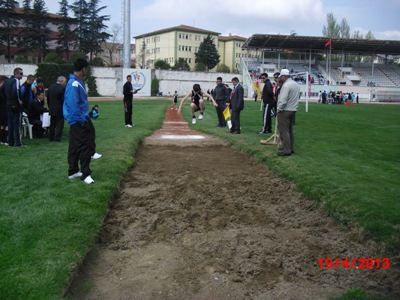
[132,0,325,36]
[376,30,400,40]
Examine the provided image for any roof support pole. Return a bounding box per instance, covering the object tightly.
[308,50,312,75]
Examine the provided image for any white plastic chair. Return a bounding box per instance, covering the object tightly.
[21,113,33,139]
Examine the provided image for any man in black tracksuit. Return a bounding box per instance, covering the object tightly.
[259,73,274,134]
[47,76,67,141]
[212,77,229,127]
[123,75,139,127]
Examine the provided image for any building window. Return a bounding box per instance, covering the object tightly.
[186,34,189,39]
[189,46,191,52]
[189,58,192,63]
[195,47,198,52]
[179,33,181,38]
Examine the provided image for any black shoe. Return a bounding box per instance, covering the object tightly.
[277,152,291,156]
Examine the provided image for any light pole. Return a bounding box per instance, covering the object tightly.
[122,0,131,68]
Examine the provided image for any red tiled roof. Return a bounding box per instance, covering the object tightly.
[219,35,247,42]
[135,24,220,39]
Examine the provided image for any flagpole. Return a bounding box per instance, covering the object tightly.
[329,39,332,86]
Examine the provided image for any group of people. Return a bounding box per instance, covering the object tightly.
[175,69,299,156]
[177,77,244,134]
[318,90,359,104]
[0,60,102,185]
[0,70,67,146]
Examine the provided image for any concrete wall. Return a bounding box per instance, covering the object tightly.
[155,69,242,96]
[0,64,242,97]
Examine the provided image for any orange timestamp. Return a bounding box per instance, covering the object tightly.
[317,257,391,270]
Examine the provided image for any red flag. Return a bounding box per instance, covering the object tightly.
[325,39,332,48]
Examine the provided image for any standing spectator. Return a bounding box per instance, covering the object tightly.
[20,75,35,114]
[63,59,98,184]
[32,77,45,96]
[0,76,8,145]
[47,76,67,142]
[318,90,322,103]
[5,67,23,147]
[28,91,48,138]
[212,77,229,128]
[259,73,274,134]
[322,90,327,104]
[276,69,300,156]
[229,77,244,134]
[123,75,139,128]
[356,93,359,104]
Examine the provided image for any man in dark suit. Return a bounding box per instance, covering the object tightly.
[259,73,274,134]
[47,76,67,141]
[123,75,139,128]
[212,76,229,127]
[229,77,244,134]
[5,67,23,147]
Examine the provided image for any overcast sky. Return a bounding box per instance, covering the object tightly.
[24,0,400,41]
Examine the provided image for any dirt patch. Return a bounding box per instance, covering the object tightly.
[68,144,400,299]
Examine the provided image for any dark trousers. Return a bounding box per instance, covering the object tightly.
[7,110,21,146]
[49,115,64,141]
[231,109,241,133]
[68,120,95,178]
[261,103,273,132]
[277,111,296,154]
[124,98,133,125]
[30,119,44,138]
[215,100,226,127]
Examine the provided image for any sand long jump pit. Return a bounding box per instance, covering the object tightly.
[68,108,399,299]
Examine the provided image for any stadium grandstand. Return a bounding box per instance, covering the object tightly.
[241,34,400,102]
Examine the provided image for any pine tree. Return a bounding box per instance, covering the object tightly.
[30,0,49,62]
[0,0,19,62]
[86,0,110,61]
[57,0,74,60]
[71,0,90,52]
[195,35,220,71]
[322,13,341,38]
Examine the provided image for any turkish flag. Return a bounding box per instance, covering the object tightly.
[325,39,332,48]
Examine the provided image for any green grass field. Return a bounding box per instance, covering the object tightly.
[0,100,168,299]
[182,101,400,251]
[0,99,399,299]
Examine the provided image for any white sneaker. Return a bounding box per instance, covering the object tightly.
[125,124,133,128]
[68,171,82,179]
[198,114,204,120]
[83,175,95,184]
[91,152,102,160]
[192,118,196,124]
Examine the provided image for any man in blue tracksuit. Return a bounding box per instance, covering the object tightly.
[63,58,96,184]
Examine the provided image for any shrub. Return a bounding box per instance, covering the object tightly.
[195,62,206,72]
[44,53,64,64]
[36,63,73,87]
[216,64,230,73]
[91,57,105,67]
[151,77,159,96]
[154,59,171,70]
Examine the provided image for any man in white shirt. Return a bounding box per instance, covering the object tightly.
[276,69,300,156]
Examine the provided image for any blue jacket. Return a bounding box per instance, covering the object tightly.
[63,74,89,125]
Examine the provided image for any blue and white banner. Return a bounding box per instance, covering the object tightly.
[123,68,151,96]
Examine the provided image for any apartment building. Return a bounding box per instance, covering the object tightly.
[135,24,260,72]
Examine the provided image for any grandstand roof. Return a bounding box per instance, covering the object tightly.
[243,34,400,55]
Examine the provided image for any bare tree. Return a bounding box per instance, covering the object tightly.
[103,24,122,66]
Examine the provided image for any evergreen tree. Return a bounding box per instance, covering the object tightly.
[31,0,49,62]
[23,0,31,8]
[57,0,74,60]
[71,0,110,61]
[86,0,111,61]
[71,0,90,53]
[195,35,220,71]
[0,0,19,62]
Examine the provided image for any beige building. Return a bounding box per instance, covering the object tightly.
[135,25,219,70]
[218,35,261,73]
[134,25,260,72]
